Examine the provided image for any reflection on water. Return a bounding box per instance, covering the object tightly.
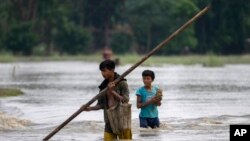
[0,62,250,141]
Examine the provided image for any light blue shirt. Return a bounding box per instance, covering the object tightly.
[136,86,159,118]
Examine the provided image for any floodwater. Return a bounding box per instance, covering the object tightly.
[0,61,250,141]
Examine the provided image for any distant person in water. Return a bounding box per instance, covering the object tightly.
[102,47,113,60]
[102,47,120,65]
[136,70,163,129]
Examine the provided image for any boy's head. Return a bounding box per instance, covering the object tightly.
[99,60,115,79]
[142,70,155,86]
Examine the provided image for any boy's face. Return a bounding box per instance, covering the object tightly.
[101,68,114,79]
[143,76,153,87]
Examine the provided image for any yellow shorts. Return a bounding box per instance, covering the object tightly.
[104,129,132,141]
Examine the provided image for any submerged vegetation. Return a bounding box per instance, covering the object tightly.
[0,88,23,97]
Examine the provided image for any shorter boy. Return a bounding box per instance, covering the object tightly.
[136,70,162,129]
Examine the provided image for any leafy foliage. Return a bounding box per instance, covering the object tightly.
[0,0,250,55]
[4,22,38,55]
[110,32,133,54]
[54,22,92,55]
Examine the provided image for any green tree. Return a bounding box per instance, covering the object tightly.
[126,0,198,54]
[35,0,70,55]
[84,0,125,49]
[0,0,38,55]
[110,32,133,54]
[195,0,250,54]
[0,0,11,51]
[4,22,38,55]
[54,22,92,55]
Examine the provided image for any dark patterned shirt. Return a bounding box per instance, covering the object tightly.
[97,72,130,133]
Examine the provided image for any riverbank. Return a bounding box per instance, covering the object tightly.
[0,88,23,97]
[0,54,250,66]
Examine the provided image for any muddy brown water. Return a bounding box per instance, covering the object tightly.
[0,62,250,141]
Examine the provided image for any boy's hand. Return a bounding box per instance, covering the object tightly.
[150,96,161,104]
[82,107,92,111]
[108,82,115,92]
[156,101,162,106]
[119,96,127,103]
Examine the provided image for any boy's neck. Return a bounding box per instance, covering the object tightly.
[108,72,115,82]
[145,84,152,90]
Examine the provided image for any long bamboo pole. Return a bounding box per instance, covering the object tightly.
[43,5,210,141]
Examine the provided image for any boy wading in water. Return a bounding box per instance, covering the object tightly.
[83,60,132,140]
[136,70,162,129]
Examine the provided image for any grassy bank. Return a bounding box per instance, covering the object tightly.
[0,54,103,63]
[0,88,23,97]
[112,54,250,66]
[0,53,250,66]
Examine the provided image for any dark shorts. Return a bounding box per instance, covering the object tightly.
[139,116,160,128]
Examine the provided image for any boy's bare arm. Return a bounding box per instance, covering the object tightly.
[136,96,143,108]
[83,104,102,111]
[111,90,127,102]
[108,81,129,103]
[137,95,150,108]
[136,95,161,108]
[83,95,104,111]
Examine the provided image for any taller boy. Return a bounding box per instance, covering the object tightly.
[84,60,132,140]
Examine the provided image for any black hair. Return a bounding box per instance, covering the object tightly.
[142,70,155,81]
[99,59,115,71]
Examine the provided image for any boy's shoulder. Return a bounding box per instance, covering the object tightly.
[137,86,145,91]
[136,86,144,94]
[117,80,128,88]
[153,85,159,90]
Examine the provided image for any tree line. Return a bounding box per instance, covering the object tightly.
[0,0,250,56]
